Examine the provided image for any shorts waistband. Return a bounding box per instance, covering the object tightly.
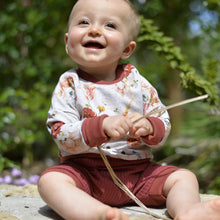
[60,153,150,169]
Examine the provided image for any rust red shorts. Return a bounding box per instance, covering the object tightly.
[40,154,179,207]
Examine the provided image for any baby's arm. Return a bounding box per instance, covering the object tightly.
[47,73,113,153]
[47,74,93,154]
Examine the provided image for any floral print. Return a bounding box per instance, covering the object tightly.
[82,108,96,118]
[52,122,65,138]
[123,64,135,77]
[47,64,170,160]
[97,106,105,113]
[84,84,95,100]
[123,98,134,116]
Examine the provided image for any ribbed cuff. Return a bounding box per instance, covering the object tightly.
[81,114,109,147]
[141,117,165,145]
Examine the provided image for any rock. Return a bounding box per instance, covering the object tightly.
[0,212,19,220]
[3,185,38,197]
[0,185,219,220]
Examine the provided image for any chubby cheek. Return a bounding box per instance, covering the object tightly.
[67,33,78,48]
[66,37,82,59]
[66,29,84,49]
[66,42,76,59]
[109,33,125,48]
[106,34,126,56]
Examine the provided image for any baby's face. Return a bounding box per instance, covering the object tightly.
[65,0,135,73]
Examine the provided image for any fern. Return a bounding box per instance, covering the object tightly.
[138,16,219,107]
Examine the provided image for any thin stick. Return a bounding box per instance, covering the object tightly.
[132,94,209,123]
[97,94,208,219]
[68,78,208,219]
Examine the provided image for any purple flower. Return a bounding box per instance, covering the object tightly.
[3,175,12,184]
[13,178,29,186]
[28,175,39,184]
[11,168,22,177]
[1,168,40,186]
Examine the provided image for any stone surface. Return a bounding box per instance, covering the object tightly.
[0,185,219,220]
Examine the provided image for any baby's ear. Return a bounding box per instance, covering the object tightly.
[121,41,136,60]
[64,33,69,54]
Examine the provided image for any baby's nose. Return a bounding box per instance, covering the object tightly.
[88,24,102,37]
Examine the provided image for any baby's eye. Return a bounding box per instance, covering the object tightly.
[106,23,116,29]
[79,20,89,25]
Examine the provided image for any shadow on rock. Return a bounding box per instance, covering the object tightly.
[38,205,63,220]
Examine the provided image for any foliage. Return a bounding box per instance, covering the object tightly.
[138,16,219,106]
[177,103,220,194]
[0,0,75,89]
[0,83,53,168]
[0,0,75,169]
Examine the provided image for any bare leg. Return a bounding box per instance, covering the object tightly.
[174,197,220,220]
[163,169,200,218]
[38,172,128,220]
[163,169,220,220]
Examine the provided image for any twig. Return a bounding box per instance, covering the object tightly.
[97,94,208,219]
[68,78,208,219]
[132,94,208,123]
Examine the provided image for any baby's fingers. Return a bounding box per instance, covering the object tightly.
[103,116,133,140]
[134,127,151,137]
[108,127,127,140]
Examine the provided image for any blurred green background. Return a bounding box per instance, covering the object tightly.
[0,0,219,193]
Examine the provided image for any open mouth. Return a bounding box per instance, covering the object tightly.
[83,42,104,49]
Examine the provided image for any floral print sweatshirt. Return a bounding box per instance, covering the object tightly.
[47,64,171,160]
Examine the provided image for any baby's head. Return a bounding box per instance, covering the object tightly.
[65,0,140,74]
[68,0,140,41]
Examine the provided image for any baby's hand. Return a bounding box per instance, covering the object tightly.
[103,115,133,140]
[127,112,153,138]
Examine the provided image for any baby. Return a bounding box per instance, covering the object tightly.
[38,0,220,219]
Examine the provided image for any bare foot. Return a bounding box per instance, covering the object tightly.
[104,208,129,220]
[175,197,220,220]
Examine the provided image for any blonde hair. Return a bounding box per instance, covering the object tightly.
[122,0,140,40]
[68,0,140,40]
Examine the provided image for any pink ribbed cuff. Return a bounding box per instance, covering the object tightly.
[81,114,109,147]
[141,117,165,145]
